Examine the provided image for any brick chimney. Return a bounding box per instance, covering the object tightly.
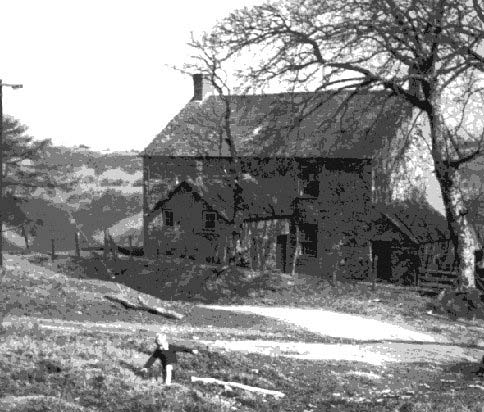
[192,74,214,101]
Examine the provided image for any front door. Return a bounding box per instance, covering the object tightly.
[373,241,392,281]
[276,234,288,272]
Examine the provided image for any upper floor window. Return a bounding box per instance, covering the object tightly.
[203,211,217,230]
[300,164,320,197]
[302,179,319,197]
[164,210,174,227]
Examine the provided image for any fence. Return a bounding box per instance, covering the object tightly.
[416,268,484,292]
[416,269,457,291]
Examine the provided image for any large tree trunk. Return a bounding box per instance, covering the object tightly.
[436,166,478,289]
[428,100,478,289]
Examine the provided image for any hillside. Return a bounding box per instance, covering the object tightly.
[44,146,142,175]
[2,254,484,411]
[3,146,143,253]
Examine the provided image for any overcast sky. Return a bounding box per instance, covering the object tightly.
[1,0,261,152]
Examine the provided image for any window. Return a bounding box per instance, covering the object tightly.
[300,164,319,197]
[302,179,319,197]
[164,210,174,227]
[299,223,317,257]
[203,211,217,230]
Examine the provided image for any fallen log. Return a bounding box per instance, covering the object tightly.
[190,376,285,398]
[104,295,184,320]
[137,296,185,320]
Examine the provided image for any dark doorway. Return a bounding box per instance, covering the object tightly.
[276,234,288,272]
[373,241,392,281]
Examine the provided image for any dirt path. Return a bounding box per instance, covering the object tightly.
[198,339,480,365]
[4,254,482,366]
[199,305,483,365]
[5,311,482,366]
[200,304,438,342]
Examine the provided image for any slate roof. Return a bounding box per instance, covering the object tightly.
[144,91,409,158]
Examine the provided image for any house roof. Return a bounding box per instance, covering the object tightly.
[374,201,450,245]
[144,91,409,158]
[152,175,293,222]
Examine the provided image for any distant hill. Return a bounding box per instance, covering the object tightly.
[6,145,144,253]
[44,146,142,175]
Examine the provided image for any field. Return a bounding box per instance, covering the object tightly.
[1,253,484,411]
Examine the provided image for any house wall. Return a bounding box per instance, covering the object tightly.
[294,159,373,278]
[143,156,373,278]
[372,108,443,210]
[143,155,299,257]
[239,218,291,271]
[147,188,230,262]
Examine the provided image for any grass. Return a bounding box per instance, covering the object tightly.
[2,253,484,411]
[37,253,482,337]
[2,322,484,412]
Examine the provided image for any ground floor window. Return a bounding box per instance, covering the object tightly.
[300,223,317,257]
[203,211,217,230]
[163,210,174,226]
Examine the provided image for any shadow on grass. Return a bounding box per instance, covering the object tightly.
[118,360,163,380]
[445,361,484,380]
[35,254,279,304]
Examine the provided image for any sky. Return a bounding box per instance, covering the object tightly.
[1,0,261,152]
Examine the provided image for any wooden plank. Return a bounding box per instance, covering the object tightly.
[191,377,285,398]
[418,274,455,282]
[419,280,455,287]
[419,281,455,289]
[418,273,456,281]
[424,269,457,276]
[417,281,454,289]
[105,295,185,320]
[419,278,455,285]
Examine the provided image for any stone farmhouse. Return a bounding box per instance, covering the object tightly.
[142,74,449,280]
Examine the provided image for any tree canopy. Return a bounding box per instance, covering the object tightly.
[190,0,484,288]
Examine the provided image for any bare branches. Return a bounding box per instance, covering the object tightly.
[183,0,484,287]
[473,0,484,25]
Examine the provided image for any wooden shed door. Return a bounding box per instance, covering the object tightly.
[276,235,288,272]
[373,241,392,281]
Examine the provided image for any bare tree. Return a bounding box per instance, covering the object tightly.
[190,0,484,289]
[182,41,245,266]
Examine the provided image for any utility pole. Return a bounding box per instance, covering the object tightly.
[0,79,23,269]
[1,80,3,270]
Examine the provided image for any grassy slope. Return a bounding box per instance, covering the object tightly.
[45,254,484,341]
[1,254,484,411]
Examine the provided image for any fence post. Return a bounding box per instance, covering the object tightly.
[74,231,81,257]
[109,235,117,262]
[22,225,29,252]
[369,241,376,291]
[51,239,55,261]
[103,229,109,261]
[156,247,160,274]
[372,254,378,292]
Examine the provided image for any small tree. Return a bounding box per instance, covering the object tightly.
[1,116,69,257]
[2,116,53,229]
[181,43,245,266]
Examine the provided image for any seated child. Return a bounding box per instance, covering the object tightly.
[141,333,198,385]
